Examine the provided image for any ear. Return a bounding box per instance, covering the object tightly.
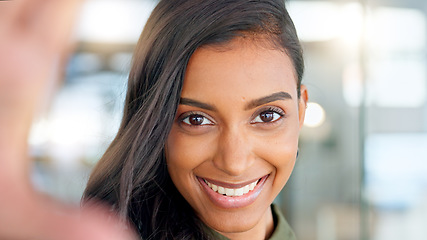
[298,85,308,130]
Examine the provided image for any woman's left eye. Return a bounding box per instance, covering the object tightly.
[251,110,283,123]
[181,114,213,126]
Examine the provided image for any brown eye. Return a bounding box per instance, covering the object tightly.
[251,109,283,124]
[182,114,214,126]
[259,111,274,122]
[189,115,204,125]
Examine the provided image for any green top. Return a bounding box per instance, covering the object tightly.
[204,204,297,240]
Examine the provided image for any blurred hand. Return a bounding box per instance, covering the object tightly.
[0,0,136,239]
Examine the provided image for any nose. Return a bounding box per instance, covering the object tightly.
[212,125,254,176]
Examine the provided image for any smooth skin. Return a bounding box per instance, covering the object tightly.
[166,37,308,240]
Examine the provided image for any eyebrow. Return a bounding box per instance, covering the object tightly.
[179,91,292,111]
[244,91,292,110]
[179,98,217,111]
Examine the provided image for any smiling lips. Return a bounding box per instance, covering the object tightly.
[204,178,259,197]
[198,175,269,209]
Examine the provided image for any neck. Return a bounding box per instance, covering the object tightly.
[220,206,274,240]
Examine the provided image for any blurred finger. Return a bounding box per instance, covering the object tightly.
[0,0,82,55]
[45,202,138,240]
[28,0,83,55]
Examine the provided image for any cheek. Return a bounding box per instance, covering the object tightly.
[165,126,218,207]
[254,120,300,184]
[165,127,215,178]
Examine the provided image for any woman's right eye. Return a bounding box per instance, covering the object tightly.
[181,114,214,126]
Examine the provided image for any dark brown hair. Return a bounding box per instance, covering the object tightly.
[83,0,303,239]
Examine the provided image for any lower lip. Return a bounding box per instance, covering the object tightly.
[197,175,269,209]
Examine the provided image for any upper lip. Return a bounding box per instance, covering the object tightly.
[198,175,268,189]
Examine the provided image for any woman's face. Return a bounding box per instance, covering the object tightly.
[165,37,307,238]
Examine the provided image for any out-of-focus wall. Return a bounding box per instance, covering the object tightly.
[283,0,427,240]
[283,2,364,239]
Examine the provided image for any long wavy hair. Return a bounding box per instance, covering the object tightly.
[83,0,304,239]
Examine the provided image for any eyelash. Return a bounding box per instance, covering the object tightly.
[250,106,286,124]
[178,111,215,127]
[178,106,285,127]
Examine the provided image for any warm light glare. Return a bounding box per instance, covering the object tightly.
[288,1,363,44]
[368,7,426,52]
[76,0,157,43]
[304,102,326,128]
[367,7,426,108]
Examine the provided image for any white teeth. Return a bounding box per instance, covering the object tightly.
[243,185,250,194]
[225,188,234,196]
[235,188,244,196]
[218,186,225,195]
[204,179,260,197]
[249,182,256,191]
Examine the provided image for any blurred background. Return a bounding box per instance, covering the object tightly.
[28,0,427,239]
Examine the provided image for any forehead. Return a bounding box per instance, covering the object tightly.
[182,37,298,102]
